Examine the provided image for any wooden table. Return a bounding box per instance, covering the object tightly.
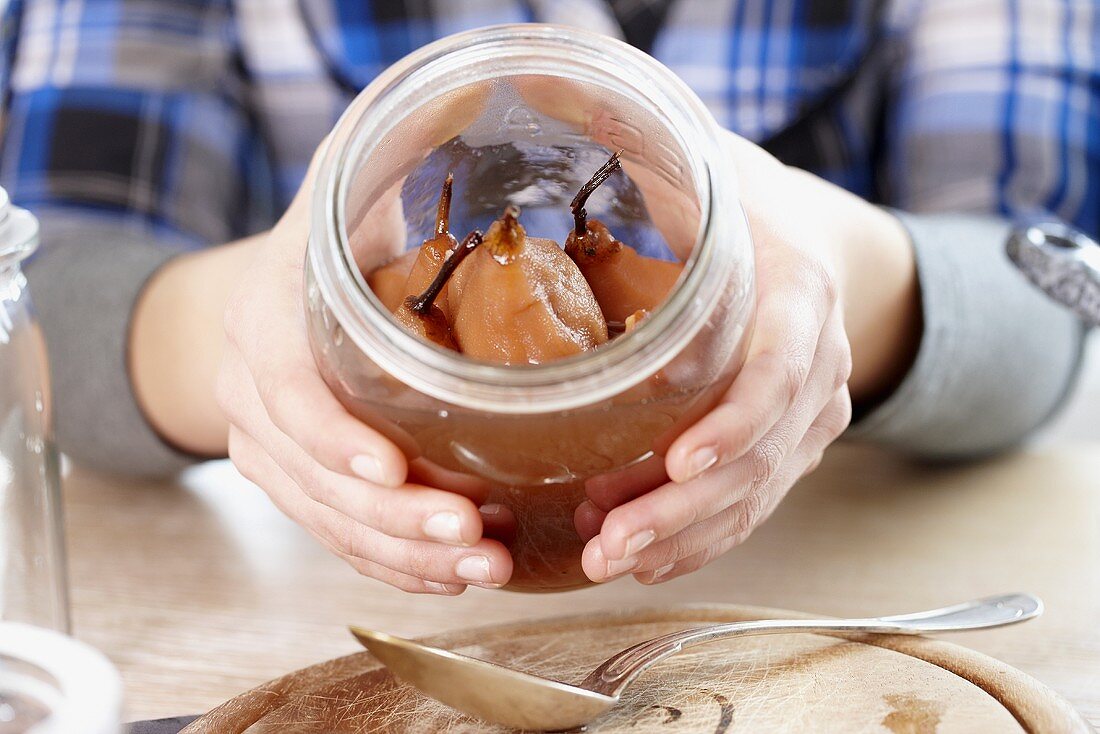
[63,442,1100,728]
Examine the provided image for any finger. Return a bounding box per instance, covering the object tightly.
[218,347,408,488]
[574,499,607,543]
[583,485,771,582]
[665,249,841,483]
[331,515,513,588]
[583,454,668,513]
[599,313,847,561]
[252,359,408,488]
[594,460,756,564]
[479,502,518,547]
[229,419,483,545]
[334,551,467,596]
[407,458,493,504]
[794,388,850,479]
[229,427,465,594]
[592,400,851,583]
[634,530,750,585]
[803,385,853,456]
[230,427,513,587]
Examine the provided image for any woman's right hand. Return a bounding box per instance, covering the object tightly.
[217,147,512,594]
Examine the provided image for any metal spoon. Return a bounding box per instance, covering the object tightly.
[350,592,1040,731]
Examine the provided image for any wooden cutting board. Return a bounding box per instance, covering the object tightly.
[181,604,1090,733]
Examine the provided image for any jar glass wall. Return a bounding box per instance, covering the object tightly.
[306,25,754,591]
[0,190,70,629]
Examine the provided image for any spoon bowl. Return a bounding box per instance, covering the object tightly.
[351,592,1041,731]
[354,629,616,730]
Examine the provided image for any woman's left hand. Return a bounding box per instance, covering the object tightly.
[578,131,914,584]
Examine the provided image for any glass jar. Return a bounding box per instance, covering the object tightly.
[0,623,121,734]
[306,24,754,591]
[0,189,70,628]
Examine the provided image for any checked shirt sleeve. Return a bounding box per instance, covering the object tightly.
[849,0,1097,459]
[0,0,274,476]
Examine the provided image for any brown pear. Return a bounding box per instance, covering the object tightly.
[367,174,458,314]
[393,230,483,351]
[404,173,459,312]
[564,152,684,324]
[449,206,608,364]
[367,249,417,312]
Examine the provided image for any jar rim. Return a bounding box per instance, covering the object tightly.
[310,23,748,413]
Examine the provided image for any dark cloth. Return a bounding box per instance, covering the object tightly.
[605,0,678,52]
[127,716,198,734]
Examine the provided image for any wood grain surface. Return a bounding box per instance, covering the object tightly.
[62,443,1100,728]
[181,605,1089,733]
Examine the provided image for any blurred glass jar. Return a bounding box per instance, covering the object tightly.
[0,623,121,734]
[0,189,69,629]
[306,25,754,591]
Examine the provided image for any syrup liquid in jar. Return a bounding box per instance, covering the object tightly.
[306,25,754,590]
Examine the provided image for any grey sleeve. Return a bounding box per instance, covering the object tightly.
[847,213,1088,460]
[25,213,197,477]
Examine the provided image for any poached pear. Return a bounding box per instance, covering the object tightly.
[448,206,608,364]
[564,152,684,323]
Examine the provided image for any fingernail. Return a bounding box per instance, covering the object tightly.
[605,556,640,578]
[652,563,676,581]
[479,503,505,516]
[424,581,463,595]
[455,555,493,584]
[682,445,719,481]
[618,529,656,560]
[423,512,464,544]
[350,454,388,485]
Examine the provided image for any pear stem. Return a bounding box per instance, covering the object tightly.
[409,230,483,314]
[570,150,623,237]
[485,205,526,263]
[436,173,454,237]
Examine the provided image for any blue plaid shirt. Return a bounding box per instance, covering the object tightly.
[0,0,1093,480]
[1,0,1098,247]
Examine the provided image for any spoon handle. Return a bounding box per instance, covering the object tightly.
[584,593,1041,697]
